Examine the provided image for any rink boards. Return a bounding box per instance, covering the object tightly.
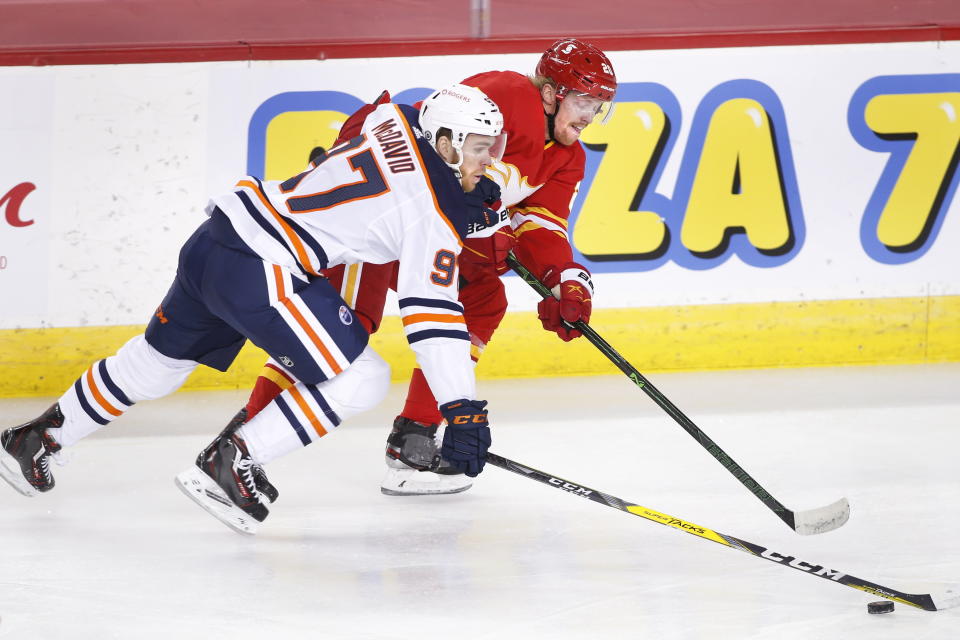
[2,294,957,397]
[1,42,960,396]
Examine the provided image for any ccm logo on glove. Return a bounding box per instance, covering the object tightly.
[439,399,491,477]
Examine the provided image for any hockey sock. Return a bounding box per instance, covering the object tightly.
[53,360,133,446]
[240,346,390,464]
[51,335,196,446]
[244,362,296,420]
[400,368,443,425]
[237,387,331,465]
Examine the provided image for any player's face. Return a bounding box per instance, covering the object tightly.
[553,93,607,145]
[458,133,496,192]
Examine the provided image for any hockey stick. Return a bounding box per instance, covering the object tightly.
[506,252,849,535]
[486,451,959,611]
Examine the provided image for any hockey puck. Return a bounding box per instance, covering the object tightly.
[867,600,895,614]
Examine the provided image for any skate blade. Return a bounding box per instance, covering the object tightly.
[0,448,39,497]
[174,467,259,535]
[380,467,473,496]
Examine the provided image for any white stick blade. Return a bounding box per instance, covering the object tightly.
[794,497,850,535]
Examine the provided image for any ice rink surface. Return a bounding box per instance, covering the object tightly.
[1,364,958,639]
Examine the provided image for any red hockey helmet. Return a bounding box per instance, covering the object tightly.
[536,38,617,102]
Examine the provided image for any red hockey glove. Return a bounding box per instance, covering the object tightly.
[537,263,594,342]
[462,225,516,275]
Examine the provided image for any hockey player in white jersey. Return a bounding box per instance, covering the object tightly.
[0,84,505,535]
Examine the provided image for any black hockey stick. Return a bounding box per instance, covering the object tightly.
[506,252,849,535]
[486,451,958,611]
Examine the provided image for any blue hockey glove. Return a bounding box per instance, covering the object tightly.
[464,175,502,228]
[439,399,491,477]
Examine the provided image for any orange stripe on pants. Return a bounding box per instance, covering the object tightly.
[280,298,343,376]
[271,265,343,375]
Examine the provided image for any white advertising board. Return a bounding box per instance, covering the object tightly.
[0,70,53,322]
[1,40,958,330]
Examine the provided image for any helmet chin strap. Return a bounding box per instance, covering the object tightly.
[447,151,463,180]
[438,144,463,179]
[544,89,565,143]
[545,109,557,143]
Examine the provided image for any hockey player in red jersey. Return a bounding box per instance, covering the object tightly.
[382,38,617,495]
[0,84,505,534]
[226,38,616,496]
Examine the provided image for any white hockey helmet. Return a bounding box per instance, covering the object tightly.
[419,83,506,175]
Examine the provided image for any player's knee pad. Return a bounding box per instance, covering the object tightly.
[107,335,198,402]
[319,346,390,420]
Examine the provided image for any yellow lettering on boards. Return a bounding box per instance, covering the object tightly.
[681,98,791,254]
[575,102,669,258]
[864,93,960,249]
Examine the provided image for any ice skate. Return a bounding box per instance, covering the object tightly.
[175,427,272,535]
[205,409,278,504]
[380,416,473,496]
[0,404,64,497]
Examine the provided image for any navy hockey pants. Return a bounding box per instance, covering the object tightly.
[145,210,369,384]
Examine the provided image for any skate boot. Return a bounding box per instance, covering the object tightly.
[201,409,278,504]
[381,416,473,496]
[0,404,64,497]
[175,424,272,535]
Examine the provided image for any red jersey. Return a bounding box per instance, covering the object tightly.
[463,70,585,279]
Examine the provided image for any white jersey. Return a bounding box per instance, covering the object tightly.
[208,103,475,405]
